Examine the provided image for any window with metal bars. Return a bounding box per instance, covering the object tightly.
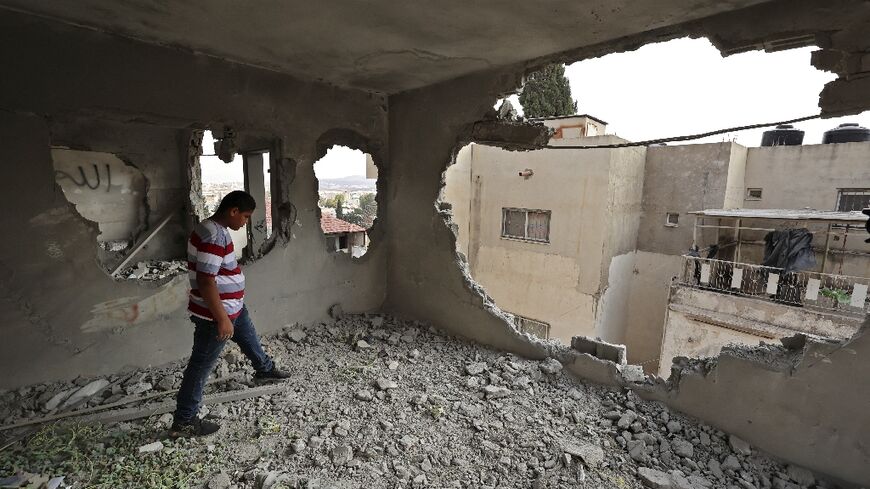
[513,314,550,339]
[836,189,870,212]
[501,208,551,243]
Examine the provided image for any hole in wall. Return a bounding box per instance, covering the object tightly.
[314,145,378,258]
[442,37,870,376]
[52,147,188,281]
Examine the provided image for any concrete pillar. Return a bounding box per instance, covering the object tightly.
[243,152,268,258]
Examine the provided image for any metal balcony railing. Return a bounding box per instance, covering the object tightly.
[678,256,870,315]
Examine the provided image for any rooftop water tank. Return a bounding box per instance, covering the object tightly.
[760,124,804,146]
[822,123,870,144]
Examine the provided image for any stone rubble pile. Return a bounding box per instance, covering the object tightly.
[0,314,837,489]
[121,259,187,281]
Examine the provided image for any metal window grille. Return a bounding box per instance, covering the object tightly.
[514,315,550,339]
[836,189,870,212]
[746,188,763,200]
[665,213,679,227]
[502,208,551,242]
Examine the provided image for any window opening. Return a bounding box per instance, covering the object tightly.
[746,188,763,200]
[501,208,551,242]
[315,145,377,257]
[200,130,246,259]
[665,212,680,227]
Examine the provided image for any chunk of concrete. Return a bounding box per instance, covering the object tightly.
[61,379,110,409]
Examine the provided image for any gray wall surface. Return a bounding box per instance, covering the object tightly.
[0,12,388,387]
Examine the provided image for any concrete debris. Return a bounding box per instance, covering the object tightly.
[208,472,232,489]
[61,379,110,409]
[375,378,398,391]
[538,357,563,375]
[125,382,152,396]
[0,314,836,489]
[787,465,815,487]
[328,303,344,319]
[354,390,373,402]
[287,329,307,343]
[137,441,164,453]
[728,434,752,455]
[121,260,186,281]
[464,362,487,375]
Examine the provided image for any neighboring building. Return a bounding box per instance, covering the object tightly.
[659,209,868,377]
[321,214,367,256]
[444,117,870,371]
[443,115,647,342]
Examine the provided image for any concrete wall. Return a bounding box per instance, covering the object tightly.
[636,142,745,256]
[384,69,550,360]
[52,149,147,244]
[0,11,388,388]
[50,118,193,268]
[744,141,870,211]
[442,145,474,259]
[659,285,863,375]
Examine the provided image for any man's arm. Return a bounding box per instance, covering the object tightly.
[197,272,234,341]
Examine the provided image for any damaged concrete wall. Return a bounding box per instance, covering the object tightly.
[50,118,192,269]
[0,10,388,388]
[641,323,870,487]
[659,285,863,375]
[384,70,550,359]
[440,138,645,344]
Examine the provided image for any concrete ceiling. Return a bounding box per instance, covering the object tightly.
[0,0,771,93]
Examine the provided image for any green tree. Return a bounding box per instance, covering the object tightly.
[518,64,577,118]
[344,193,377,228]
[333,194,345,220]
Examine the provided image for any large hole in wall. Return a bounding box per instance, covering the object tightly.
[440,36,870,377]
[52,147,188,281]
[314,145,378,258]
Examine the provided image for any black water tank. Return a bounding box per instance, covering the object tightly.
[760,124,805,146]
[822,123,870,144]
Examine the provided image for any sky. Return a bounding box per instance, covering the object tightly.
[202,37,869,182]
[510,37,869,145]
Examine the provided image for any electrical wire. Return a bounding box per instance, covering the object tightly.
[536,114,823,150]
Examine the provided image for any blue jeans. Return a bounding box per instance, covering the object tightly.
[174,306,273,423]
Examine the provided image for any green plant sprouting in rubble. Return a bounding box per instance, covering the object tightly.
[0,421,216,488]
[820,287,851,305]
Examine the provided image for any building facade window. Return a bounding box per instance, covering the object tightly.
[502,208,551,243]
[513,314,550,339]
[665,212,680,227]
[746,188,763,200]
[836,189,870,212]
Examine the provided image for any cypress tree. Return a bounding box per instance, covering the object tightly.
[518,64,577,118]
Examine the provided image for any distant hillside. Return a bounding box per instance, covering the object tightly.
[319,175,376,190]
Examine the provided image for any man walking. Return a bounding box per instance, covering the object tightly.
[170,190,288,437]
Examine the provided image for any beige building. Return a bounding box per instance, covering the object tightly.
[443,115,646,343]
[444,118,870,372]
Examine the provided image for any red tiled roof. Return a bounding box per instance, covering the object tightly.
[321,215,366,235]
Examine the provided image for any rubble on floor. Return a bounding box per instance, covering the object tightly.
[119,259,187,281]
[0,315,837,488]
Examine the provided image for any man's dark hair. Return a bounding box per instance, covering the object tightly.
[216,190,257,214]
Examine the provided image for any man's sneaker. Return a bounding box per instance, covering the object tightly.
[253,366,291,383]
[168,417,221,438]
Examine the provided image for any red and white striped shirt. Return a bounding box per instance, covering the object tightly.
[187,219,245,320]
